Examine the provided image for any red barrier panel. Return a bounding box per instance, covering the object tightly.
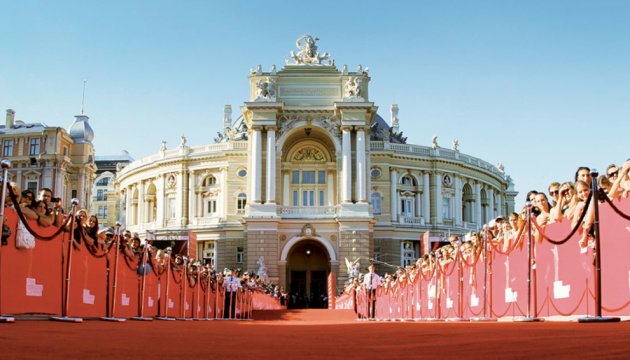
[66,240,108,318]
[0,209,62,316]
[112,252,140,318]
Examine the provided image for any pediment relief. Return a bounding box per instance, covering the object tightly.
[292,147,326,162]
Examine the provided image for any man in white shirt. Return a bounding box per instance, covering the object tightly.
[363,263,381,319]
[224,268,242,319]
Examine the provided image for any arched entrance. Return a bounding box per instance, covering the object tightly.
[287,240,330,309]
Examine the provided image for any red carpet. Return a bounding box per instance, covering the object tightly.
[1,310,629,359]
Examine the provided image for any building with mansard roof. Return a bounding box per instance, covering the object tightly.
[1,109,96,209]
[116,35,517,308]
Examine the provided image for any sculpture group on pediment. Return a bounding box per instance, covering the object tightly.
[343,76,363,100]
[287,35,333,66]
[255,77,276,101]
[293,147,325,162]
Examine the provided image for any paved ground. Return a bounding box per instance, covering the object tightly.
[1,310,629,359]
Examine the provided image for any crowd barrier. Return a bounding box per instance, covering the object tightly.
[338,194,630,322]
[0,208,282,321]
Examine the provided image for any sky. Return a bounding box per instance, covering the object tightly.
[2,0,629,210]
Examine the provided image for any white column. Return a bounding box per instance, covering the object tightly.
[327,171,334,206]
[416,193,422,220]
[266,128,276,203]
[454,176,462,225]
[356,127,366,202]
[474,183,482,226]
[496,193,503,217]
[488,188,495,220]
[250,127,262,203]
[158,175,166,227]
[220,168,227,218]
[341,127,352,203]
[125,186,132,226]
[390,168,398,222]
[189,171,195,221]
[435,173,442,224]
[137,181,145,224]
[283,171,290,206]
[422,173,430,221]
[176,172,184,224]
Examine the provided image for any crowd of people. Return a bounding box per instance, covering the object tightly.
[344,159,630,314]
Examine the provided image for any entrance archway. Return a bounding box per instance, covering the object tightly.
[287,240,330,309]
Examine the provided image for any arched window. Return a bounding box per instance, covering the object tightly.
[371,192,381,215]
[462,184,474,223]
[202,176,217,187]
[401,176,416,186]
[237,193,247,213]
[96,177,111,186]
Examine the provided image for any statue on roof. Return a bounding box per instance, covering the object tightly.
[343,76,363,100]
[287,35,333,65]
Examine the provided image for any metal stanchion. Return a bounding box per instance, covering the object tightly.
[100,223,126,322]
[51,199,83,323]
[176,257,192,320]
[472,226,496,322]
[427,252,443,321]
[193,263,205,320]
[156,248,175,320]
[131,243,153,321]
[0,160,15,323]
[204,266,212,320]
[447,248,467,321]
[579,170,620,323]
[515,202,542,322]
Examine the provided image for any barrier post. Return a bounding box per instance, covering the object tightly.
[447,249,466,321]
[100,223,126,322]
[131,243,153,321]
[193,263,205,320]
[204,265,212,320]
[579,170,620,323]
[427,253,443,321]
[156,248,175,321]
[51,198,83,323]
[0,160,15,323]
[176,257,192,321]
[516,203,542,322]
[471,226,496,322]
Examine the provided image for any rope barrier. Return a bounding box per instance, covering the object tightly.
[601,191,630,221]
[535,192,593,245]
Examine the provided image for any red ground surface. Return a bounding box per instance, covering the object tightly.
[1,310,629,359]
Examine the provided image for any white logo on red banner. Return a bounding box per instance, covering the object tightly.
[185,302,190,310]
[470,293,479,307]
[553,280,570,299]
[428,300,433,310]
[122,293,130,306]
[446,297,453,309]
[148,296,154,307]
[168,298,174,309]
[26,278,43,297]
[505,288,517,303]
[83,289,95,305]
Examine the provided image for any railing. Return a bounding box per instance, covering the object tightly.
[278,206,337,218]
[400,216,424,225]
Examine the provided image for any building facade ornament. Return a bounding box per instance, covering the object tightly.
[343,76,363,100]
[255,77,276,101]
[292,146,326,162]
[287,35,333,66]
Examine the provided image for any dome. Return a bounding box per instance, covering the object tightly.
[69,114,94,144]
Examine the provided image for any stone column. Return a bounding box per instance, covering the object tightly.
[189,171,195,221]
[327,171,334,206]
[454,176,463,225]
[496,193,503,217]
[137,181,145,224]
[282,171,290,206]
[341,126,352,203]
[220,167,227,218]
[125,186,132,226]
[266,127,276,204]
[416,192,422,220]
[158,174,166,227]
[474,183,482,226]
[435,173,442,224]
[355,127,366,202]
[250,127,262,203]
[422,173,430,221]
[390,168,398,222]
[488,188,495,220]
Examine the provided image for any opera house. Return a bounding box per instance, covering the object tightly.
[116,35,517,306]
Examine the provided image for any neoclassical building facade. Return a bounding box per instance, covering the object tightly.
[116,36,517,301]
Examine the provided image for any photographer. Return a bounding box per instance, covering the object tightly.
[37,188,64,227]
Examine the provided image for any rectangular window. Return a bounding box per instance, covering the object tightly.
[237,197,246,211]
[236,247,244,264]
[319,191,324,206]
[97,205,108,219]
[292,191,298,206]
[3,140,13,157]
[309,191,314,206]
[442,197,452,219]
[29,138,40,155]
[207,199,217,214]
[406,199,414,216]
[96,189,106,201]
[374,247,381,262]
[292,171,299,184]
[318,171,326,184]
[168,198,176,219]
[401,199,406,215]
[302,191,308,206]
[71,190,77,199]
[27,181,38,193]
[372,193,381,215]
[302,171,316,184]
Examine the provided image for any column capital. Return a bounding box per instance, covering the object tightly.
[354,125,368,133]
[265,126,277,132]
[250,125,264,132]
[340,125,353,132]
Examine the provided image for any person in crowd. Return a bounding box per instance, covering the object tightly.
[551,182,577,222]
[37,188,64,227]
[533,193,552,226]
[525,190,538,204]
[224,268,242,319]
[13,187,37,248]
[609,159,630,199]
[548,182,561,208]
[363,263,382,320]
[575,166,592,185]
[571,180,595,249]
[33,200,53,227]
[598,176,613,195]
[508,212,521,235]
